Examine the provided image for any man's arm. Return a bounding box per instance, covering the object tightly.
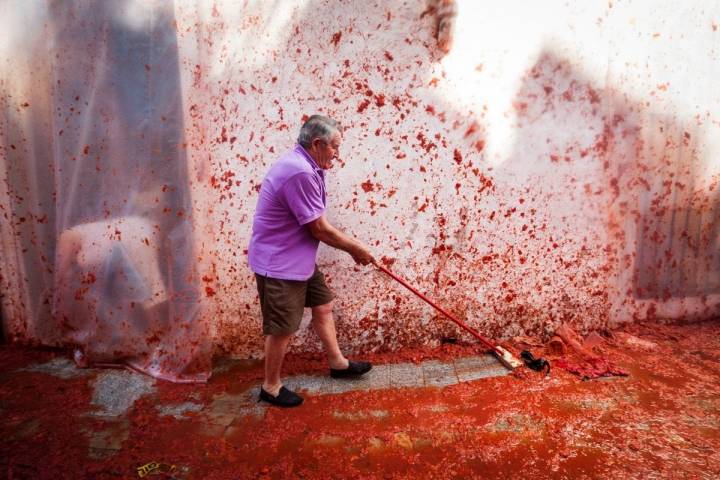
[307,215,375,265]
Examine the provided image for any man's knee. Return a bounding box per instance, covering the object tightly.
[312,301,333,319]
[265,332,293,347]
[264,333,292,358]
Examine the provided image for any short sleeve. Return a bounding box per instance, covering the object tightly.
[281,173,325,225]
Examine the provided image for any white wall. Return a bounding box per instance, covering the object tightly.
[174,0,720,356]
[2,0,718,359]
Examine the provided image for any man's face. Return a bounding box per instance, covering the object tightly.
[310,131,342,170]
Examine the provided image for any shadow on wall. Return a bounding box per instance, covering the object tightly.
[501,49,720,332]
[633,120,720,300]
[479,50,621,335]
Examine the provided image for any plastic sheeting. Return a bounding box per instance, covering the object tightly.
[0,1,211,382]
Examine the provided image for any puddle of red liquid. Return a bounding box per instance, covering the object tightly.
[2,321,720,478]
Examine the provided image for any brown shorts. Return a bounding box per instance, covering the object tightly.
[255,267,335,336]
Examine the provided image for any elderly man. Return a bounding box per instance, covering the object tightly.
[248,115,375,407]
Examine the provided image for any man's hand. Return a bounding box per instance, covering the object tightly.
[350,243,375,266]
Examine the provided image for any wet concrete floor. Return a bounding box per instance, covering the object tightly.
[1,320,719,479]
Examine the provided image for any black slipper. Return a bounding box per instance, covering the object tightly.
[258,386,304,407]
[521,350,551,376]
[330,360,372,379]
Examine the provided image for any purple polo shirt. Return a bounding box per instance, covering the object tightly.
[248,144,326,280]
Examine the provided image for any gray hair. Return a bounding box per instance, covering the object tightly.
[297,115,341,148]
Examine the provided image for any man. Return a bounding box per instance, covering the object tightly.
[248,115,376,407]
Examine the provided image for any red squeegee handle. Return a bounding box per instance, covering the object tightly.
[374,263,500,355]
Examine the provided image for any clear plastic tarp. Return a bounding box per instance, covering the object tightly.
[0,1,211,382]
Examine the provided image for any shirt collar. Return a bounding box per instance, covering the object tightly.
[295,144,323,174]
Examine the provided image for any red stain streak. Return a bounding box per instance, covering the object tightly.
[453,149,462,165]
[463,122,480,138]
[430,244,449,257]
[593,128,611,156]
[360,180,374,192]
[513,101,528,114]
[357,99,370,113]
[384,51,394,61]
[587,87,601,104]
[476,173,493,194]
[380,256,395,267]
[374,94,386,107]
[683,131,691,146]
[415,132,436,153]
[331,31,342,46]
[211,170,237,192]
[205,286,216,297]
[74,287,88,301]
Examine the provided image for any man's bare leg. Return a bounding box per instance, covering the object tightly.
[311,302,349,370]
[263,333,293,396]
